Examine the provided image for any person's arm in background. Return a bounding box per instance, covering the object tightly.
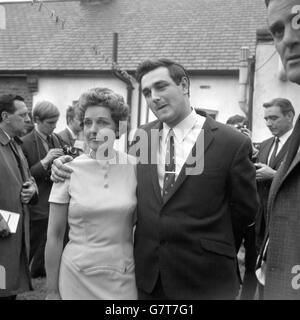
[45,202,68,300]
[229,137,259,247]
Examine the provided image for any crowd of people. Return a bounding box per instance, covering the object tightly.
[1,0,300,300]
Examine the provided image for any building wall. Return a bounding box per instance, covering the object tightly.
[0,76,33,111]
[253,42,300,143]
[144,75,243,125]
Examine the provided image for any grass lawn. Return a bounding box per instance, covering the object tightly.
[17,277,47,300]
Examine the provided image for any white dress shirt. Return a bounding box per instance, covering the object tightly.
[157,109,206,193]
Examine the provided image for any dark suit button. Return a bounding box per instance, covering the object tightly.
[160,240,166,245]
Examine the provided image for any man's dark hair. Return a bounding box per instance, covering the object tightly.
[0,94,25,122]
[263,97,295,116]
[66,105,77,125]
[135,58,190,93]
[226,114,249,128]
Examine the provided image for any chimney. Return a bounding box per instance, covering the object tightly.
[0,5,6,30]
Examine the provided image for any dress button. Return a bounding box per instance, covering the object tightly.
[104,184,109,189]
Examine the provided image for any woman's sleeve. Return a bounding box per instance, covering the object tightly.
[49,178,70,204]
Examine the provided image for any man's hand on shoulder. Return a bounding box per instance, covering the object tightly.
[50,155,73,183]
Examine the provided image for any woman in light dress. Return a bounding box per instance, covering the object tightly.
[45,88,137,300]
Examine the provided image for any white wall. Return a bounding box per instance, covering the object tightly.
[143,75,242,125]
[253,42,300,142]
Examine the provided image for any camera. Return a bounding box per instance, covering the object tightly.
[234,124,247,130]
[62,145,80,158]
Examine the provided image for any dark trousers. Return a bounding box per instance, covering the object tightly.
[235,224,258,300]
[0,295,16,300]
[29,218,48,278]
[138,274,169,300]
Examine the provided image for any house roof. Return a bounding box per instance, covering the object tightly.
[0,0,267,72]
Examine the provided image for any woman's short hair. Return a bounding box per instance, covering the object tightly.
[32,101,60,122]
[78,87,129,134]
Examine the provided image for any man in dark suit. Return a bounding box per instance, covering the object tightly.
[22,101,64,278]
[51,59,259,299]
[255,98,294,252]
[57,105,82,147]
[257,0,300,299]
[0,94,38,299]
[131,59,258,299]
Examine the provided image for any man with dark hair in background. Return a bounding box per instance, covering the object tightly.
[22,101,64,279]
[0,94,38,299]
[255,98,294,253]
[57,104,82,147]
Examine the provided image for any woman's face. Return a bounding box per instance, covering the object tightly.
[83,105,116,152]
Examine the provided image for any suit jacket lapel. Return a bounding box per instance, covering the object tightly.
[271,137,290,169]
[260,138,274,164]
[162,116,216,205]
[279,149,300,187]
[266,117,300,224]
[0,129,23,184]
[147,121,163,204]
[34,130,47,159]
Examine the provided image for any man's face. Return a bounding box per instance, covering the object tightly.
[70,114,82,135]
[141,67,190,127]
[268,0,300,83]
[264,105,293,137]
[37,116,59,136]
[8,100,30,136]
